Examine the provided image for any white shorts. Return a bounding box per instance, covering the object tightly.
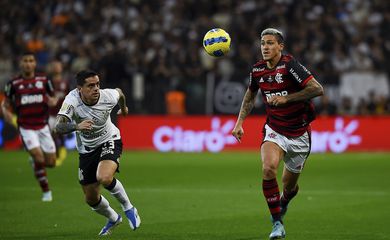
[19,125,56,153]
[263,124,310,173]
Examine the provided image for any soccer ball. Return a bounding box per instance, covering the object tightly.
[203,28,231,57]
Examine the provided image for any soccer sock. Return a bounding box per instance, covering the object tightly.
[262,178,282,222]
[32,160,50,193]
[281,185,299,209]
[91,195,119,222]
[105,178,133,211]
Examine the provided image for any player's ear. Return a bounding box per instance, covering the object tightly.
[279,42,284,51]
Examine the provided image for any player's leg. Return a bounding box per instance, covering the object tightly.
[261,141,284,223]
[20,127,52,201]
[97,160,141,230]
[97,139,141,230]
[261,125,287,239]
[39,125,56,168]
[280,130,310,219]
[280,168,300,218]
[82,183,122,236]
[28,147,52,201]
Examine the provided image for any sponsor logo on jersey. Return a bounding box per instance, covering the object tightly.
[275,73,283,83]
[81,129,108,140]
[276,64,286,70]
[253,67,265,72]
[18,84,25,90]
[35,81,43,89]
[289,68,302,82]
[265,91,288,100]
[21,94,43,105]
[260,77,264,83]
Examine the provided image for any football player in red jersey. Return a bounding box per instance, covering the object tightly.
[232,28,324,239]
[1,52,58,202]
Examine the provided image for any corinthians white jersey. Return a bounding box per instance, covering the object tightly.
[58,88,121,153]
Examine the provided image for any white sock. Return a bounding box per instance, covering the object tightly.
[91,195,118,222]
[108,179,133,211]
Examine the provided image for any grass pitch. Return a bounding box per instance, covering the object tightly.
[0,150,389,240]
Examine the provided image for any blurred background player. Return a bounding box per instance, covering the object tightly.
[1,52,59,202]
[232,28,324,239]
[55,70,141,235]
[47,60,69,166]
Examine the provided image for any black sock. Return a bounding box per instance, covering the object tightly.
[104,178,117,191]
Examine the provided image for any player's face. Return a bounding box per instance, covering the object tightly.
[261,35,284,61]
[79,75,100,104]
[20,55,36,75]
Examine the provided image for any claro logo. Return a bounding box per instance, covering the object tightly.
[312,118,362,153]
[153,118,237,152]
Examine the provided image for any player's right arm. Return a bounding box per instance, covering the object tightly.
[232,88,257,143]
[55,115,93,134]
[1,98,14,126]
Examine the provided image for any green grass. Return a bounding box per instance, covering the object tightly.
[0,150,389,240]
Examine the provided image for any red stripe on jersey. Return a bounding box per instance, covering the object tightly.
[7,75,51,129]
[301,75,314,87]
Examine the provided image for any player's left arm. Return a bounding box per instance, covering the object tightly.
[268,78,323,106]
[46,78,59,107]
[116,88,128,116]
[285,78,324,103]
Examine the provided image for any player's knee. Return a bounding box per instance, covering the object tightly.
[44,155,56,168]
[262,164,278,179]
[30,154,44,163]
[85,195,100,206]
[96,174,113,187]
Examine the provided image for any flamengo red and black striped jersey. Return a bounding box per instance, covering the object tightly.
[4,73,54,130]
[249,54,315,137]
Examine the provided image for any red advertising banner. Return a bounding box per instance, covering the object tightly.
[118,116,390,153]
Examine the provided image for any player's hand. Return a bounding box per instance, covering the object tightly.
[232,125,244,143]
[267,96,287,106]
[76,119,94,131]
[47,96,59,107]
[117,107,128,116]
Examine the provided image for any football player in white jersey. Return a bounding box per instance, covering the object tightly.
[54,70,141,236]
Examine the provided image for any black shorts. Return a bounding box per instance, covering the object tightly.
[78,139,123,185]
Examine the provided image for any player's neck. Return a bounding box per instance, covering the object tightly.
[79,92,98,106]
[22,72,34,79]
[266,54,282,69]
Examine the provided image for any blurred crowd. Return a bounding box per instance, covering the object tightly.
[0,0,389,115]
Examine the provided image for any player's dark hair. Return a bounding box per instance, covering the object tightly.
[261,28,284,43]
[19,51,36,60]
[76,70,98,86]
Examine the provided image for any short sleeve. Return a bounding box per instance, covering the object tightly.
[57,97,75,120]
[104,89,120,104]
[287,58,313,87]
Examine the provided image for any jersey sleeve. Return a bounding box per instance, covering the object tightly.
[248,72,259,92]
[104,88,120,104]
[57,96,75,120]
[287,58,314,87]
